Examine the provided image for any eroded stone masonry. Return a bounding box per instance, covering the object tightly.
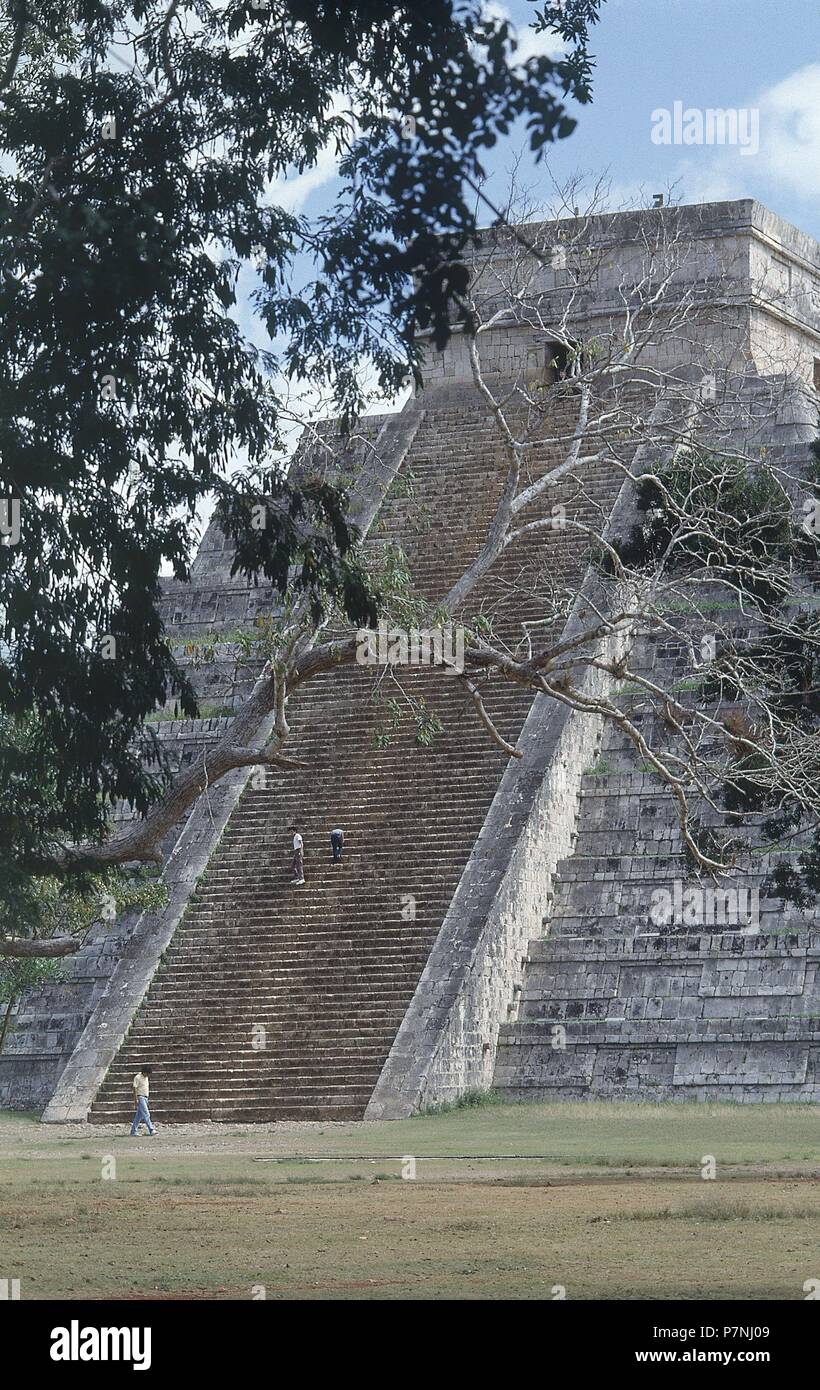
[2,199,819,1120]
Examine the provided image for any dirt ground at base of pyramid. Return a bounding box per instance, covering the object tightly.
[1,1101,818,1300]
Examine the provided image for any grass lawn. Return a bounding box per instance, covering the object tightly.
[1,1100,818,1300]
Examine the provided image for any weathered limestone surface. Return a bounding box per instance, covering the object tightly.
[423,200,820,397]
[40,763,252,1122]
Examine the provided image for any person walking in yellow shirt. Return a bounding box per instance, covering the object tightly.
[130,1067,156,1136]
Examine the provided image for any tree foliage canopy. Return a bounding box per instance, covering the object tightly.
[0,1,601,887]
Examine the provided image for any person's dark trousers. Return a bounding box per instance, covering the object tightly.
[292,849,304,880]
[330,831,343,862]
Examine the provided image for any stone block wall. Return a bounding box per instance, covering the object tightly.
[422,200,820,397]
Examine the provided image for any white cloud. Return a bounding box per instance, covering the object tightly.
[624,65,820,214]
[272,141,343,213]
[666,160,746,208]
[650,65,820,209]
[512,23,566,63]
[268,92,354,213]
[482,2,566,63]
[757,63,820,196]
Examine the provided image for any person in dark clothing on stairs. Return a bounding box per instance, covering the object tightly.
[290,825,305,884]
[330,827,344,863]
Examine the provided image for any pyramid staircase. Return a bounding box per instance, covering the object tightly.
[88,383,625,1121]
[494,615,820,1102]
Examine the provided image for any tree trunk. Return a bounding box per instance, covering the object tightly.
[0,994,16,1053]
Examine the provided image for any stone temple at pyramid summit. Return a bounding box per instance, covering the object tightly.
[3,198,820,1124]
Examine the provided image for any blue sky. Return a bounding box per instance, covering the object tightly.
[186,2,820,549]
[237,0,820,424]
[498,0,820,238]
[277,0,820,244]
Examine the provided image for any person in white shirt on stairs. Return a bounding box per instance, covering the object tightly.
[290,826,305,884]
